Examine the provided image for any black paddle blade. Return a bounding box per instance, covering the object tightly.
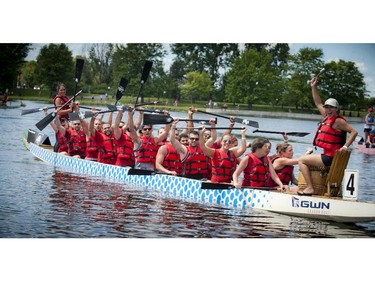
[235,117,259,128]
[143,113,173,125]
[69,112,80,121]
[116,77,129,102]
[69,111,90,121]
[201,182,234,190]
[127,169,155,176]
[287,132,310,137]
[140,60,153,84]
[252,129,309,137]
[74,59,84,83]
[35,112,55,131]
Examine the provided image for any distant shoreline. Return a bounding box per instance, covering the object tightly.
[206,108,363,123]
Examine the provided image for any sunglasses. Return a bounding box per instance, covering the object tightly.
[223,139,233,144]
[143,128,152,131]
[190,137,199,141]
[203,134,211,137]
[73,123,81,126]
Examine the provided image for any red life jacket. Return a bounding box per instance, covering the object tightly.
[184,145,210,177]
[136,137,159,164]
[66,128,86,158]
[53,94,71,120]
[57,131,68,153]
[210,149,237,183]
[242,153,270,187]
[162,143,183,174]
[313,115,347,157]
[97,132,116,165]
[85,134,100,160]
[115,133,135,167]
[267,156,294,186]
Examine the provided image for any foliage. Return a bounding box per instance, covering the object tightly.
[286,47,325,109]
[34,44,74,92]
[111,43,166,101]
[317,60,367,110]
[225,48,283,106]
[20,61,37,89]
[17,43,373,111]
[170,43,240,88]
[0,43,31,90]
[180,71,213,103]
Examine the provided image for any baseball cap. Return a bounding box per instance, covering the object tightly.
[323,98,339,108]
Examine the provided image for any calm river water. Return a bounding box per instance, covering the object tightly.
[1,100,375,238]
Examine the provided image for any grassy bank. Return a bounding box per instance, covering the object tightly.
[9,87,365,117]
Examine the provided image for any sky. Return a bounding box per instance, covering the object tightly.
[26,43,375,97]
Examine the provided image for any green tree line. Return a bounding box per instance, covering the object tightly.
[1,43,374,110]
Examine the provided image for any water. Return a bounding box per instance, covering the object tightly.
[1,100,375,238]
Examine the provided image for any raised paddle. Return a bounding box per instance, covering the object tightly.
[73,58,84,103]
[22,106,59,116]
[196,109,259,128]
[134,60,153,106]
[35,90,83,131]
[143,113,216,126]
[68,109,121,121]
[106,104,166,114]
[22,104,103,115]
[69,105,166,121]
[315,68,325,78]
[252,129,310,137]
[69,78,129,121]
[115,77,129,105]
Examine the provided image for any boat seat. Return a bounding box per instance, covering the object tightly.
[325,150,351,197]
[298,150,351,197]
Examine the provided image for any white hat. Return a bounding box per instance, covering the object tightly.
[323,98,339,108]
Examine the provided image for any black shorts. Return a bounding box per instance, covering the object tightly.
[364,128,372,133]
[321,154,333,166]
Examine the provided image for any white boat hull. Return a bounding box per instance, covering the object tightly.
[27,141,375,223]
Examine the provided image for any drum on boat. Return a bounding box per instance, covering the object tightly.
[297,166,329,196]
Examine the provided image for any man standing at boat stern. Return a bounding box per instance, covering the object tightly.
[297,76,357,195]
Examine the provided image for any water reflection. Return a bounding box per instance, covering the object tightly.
[44,169,375,238]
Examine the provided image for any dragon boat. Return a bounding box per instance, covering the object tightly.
[353,136,375,155]
[24,129,375,224]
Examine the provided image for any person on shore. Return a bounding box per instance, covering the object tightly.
[297,76,358,195]
[363,107,374,146]
[232,138,288,191]
[198,125,247,183]
[1,89,9,105]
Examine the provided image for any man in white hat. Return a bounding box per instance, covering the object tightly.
[297,76,358,195]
